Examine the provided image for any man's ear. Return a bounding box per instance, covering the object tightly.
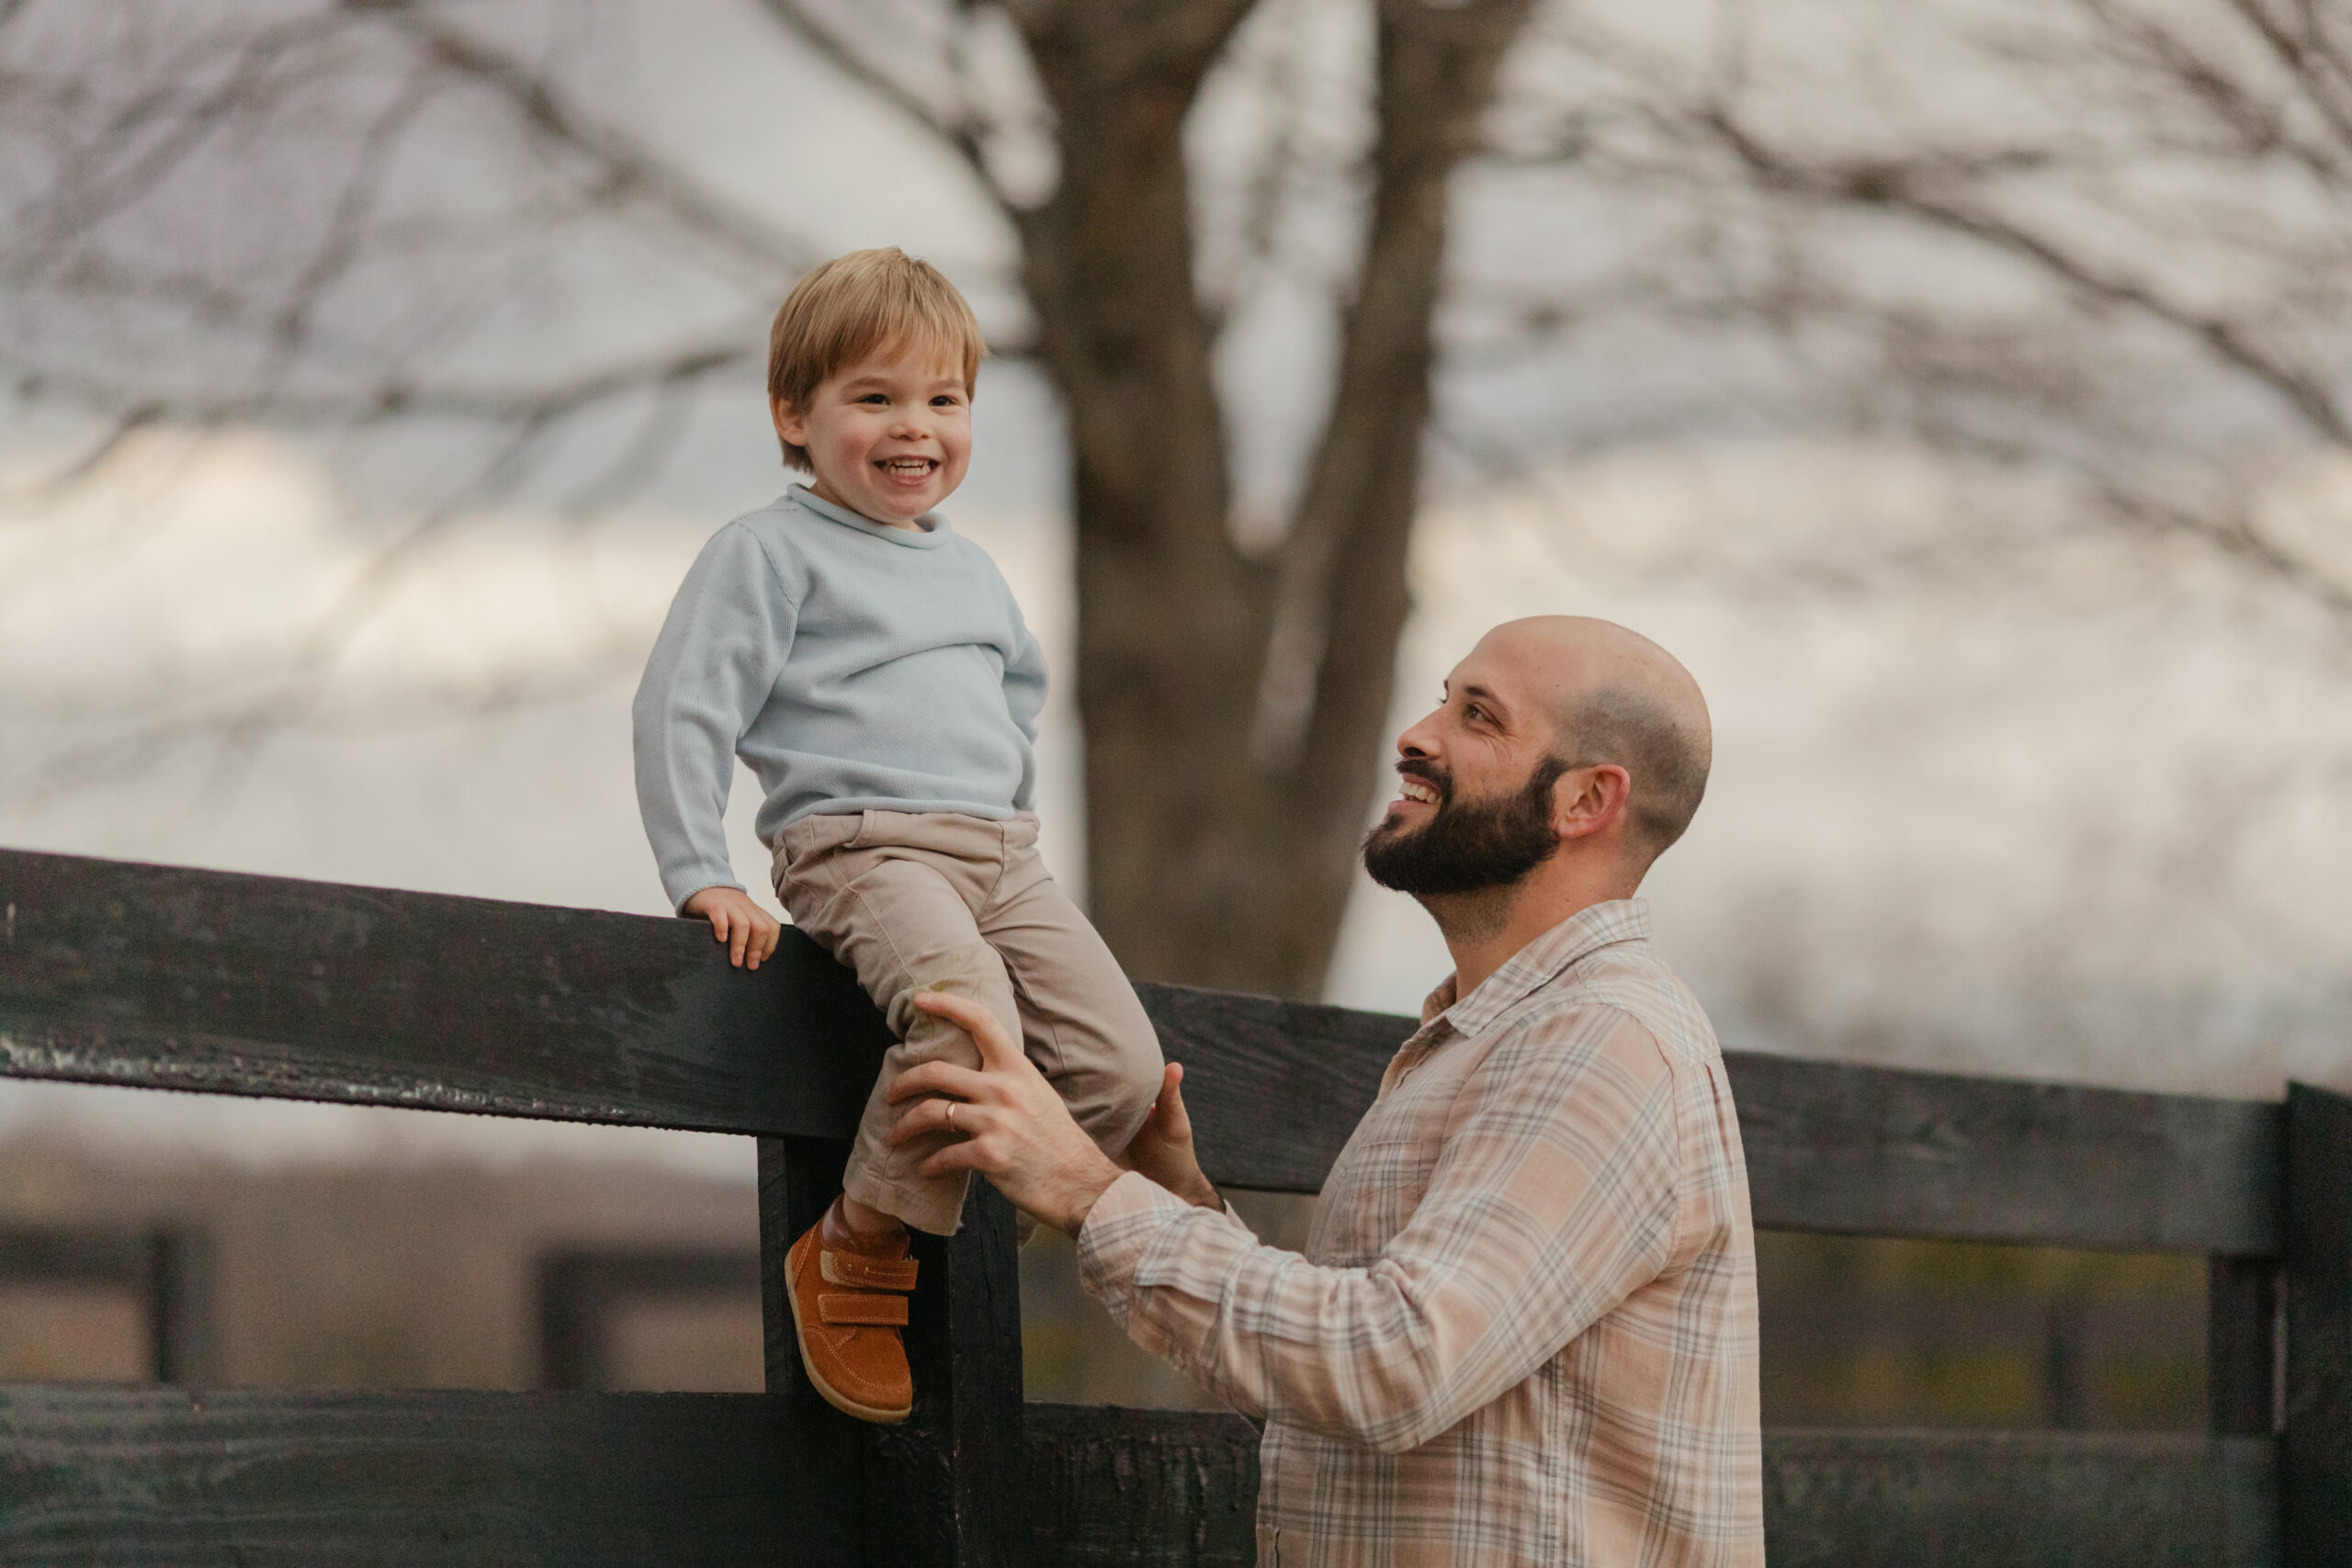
[1553,762,1632,842]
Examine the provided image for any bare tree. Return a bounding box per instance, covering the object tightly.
[9,0,2352,1000]
[0,0,1539,997]
[1476,0,2352,611]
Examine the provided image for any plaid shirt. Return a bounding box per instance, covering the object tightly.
[1079,899,1762,1567]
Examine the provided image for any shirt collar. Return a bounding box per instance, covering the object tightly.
[1418,897,1654,1038]
[786,483,950,548]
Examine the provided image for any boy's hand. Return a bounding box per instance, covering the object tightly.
[682,886,781,970]
[1122,1064,1221,1213]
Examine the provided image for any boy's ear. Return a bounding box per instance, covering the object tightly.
[771,394,807,447]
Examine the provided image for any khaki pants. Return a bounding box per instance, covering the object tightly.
[773,809,1163,1236]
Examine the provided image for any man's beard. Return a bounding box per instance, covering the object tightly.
[1361,757,1567,897]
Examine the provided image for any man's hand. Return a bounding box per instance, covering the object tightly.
[1123,1064,1222,1212]
[886,990,1125,1236]
[682,886,781,970]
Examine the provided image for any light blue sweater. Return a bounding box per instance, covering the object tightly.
[632,485,1046,911]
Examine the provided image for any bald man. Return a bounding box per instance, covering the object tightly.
[891,618,1764,1567]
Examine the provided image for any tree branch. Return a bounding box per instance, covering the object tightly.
[1692,104,2352,446]
[355,0,818,276]
[752,0,1015,218]
[5,335,755,430]
[1257,0,1538,782]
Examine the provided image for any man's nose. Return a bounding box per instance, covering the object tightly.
[1395,711,1442,760]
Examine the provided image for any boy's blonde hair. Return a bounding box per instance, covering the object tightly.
[767,248,986,471]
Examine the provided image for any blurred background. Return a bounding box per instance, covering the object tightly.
[4,0,2347,1427]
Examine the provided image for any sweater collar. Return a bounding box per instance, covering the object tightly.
[786,483,951,548]
[1418,897,1654,1037]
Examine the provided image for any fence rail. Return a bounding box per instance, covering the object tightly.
[0,847,2341,1565]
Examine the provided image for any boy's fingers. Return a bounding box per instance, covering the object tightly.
[729,923,750,966]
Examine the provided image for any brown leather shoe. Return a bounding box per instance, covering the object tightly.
[786,1200,917,1424]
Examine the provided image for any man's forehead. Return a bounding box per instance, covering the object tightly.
[1445,638,1577,709]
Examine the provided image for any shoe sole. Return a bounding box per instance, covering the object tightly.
[786,1234,912,1425]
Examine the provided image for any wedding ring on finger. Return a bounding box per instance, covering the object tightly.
[945,1101,958,1135]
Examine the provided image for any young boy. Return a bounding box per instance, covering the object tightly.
[632,249,1163,1424]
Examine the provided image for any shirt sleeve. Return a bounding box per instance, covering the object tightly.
[1076,1006,1683,1454]
[631,523,799,911]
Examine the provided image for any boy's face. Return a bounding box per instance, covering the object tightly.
[774,341,972,526]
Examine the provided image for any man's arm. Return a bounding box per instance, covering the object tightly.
[888,991,1684,1455]
[1077,1008,1681,1453]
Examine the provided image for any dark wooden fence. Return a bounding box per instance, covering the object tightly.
[0,1225,212,1383]
[536,1248,763,1391]
[0,845,2341,1565]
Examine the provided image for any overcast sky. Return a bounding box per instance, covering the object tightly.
[4,0,2350,1177]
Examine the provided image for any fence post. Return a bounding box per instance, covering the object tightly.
[2283,1081,2352,1563]
[760,1137,1025,1567]
[865,1180,1026,1566]
[759,1135,866,1566]
[145,1228,211,1385]
[2209,1256,2278,1437]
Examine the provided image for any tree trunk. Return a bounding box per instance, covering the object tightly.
[1012,0,1534,998]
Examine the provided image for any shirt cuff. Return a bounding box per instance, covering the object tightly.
[1075,1170,1192,1315]
[666,874,745,915]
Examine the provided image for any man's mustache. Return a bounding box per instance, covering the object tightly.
[1396,759,1450,805]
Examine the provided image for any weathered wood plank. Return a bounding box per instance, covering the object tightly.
[2283,1081,2352,1564]
[1136,982,1405,1198]
[1021,1404,1261,1568]
[0,848,889,1138]
[1020,1407,2278,1568]
[1763,1428,2278,1567]
[1726,1052,2283,1255]
[0,1385,854,1567]
[1,850,2287,1255]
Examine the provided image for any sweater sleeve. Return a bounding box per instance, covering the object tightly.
[1002,600,1048,744]
[632,524,799,911]
[1001,592,1048,812]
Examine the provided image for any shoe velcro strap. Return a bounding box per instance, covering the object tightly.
[821,1250,919,1292]
[819,1292,910,1327]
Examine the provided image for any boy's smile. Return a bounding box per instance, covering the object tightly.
[774,343,973,527]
